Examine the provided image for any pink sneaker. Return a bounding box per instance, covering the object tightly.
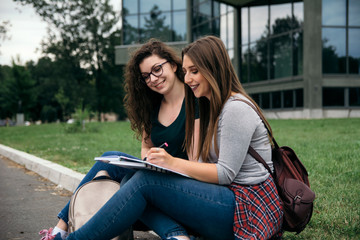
[39,227,56,240]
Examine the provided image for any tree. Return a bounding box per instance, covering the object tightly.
[26,56,94,122]
[142,5,172,42]
[14,0,123,119]
[242,15,304,82]
[0,20,11,55]
[0,61,36,119]
[0,65,14,118]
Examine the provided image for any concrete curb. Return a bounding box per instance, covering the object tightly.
[0,143,84,192]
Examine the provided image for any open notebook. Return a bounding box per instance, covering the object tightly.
[94,155,191,178]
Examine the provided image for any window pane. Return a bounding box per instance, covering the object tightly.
[252,93,260,105]
[293,31,303,75]
[295,89,304,107]
[270,3,291,35]
[140,0,171,13]
[193,1,211,25]
[173,0,186,10]
[349,29,360,74]
[220,3,227,15]
[242,8,249,44]
[140,12,171,41]
[270,34,292,79]
[284,90,293,108]
[349,0,360,26]
[123,0,138,14]
[250,42,267,82]
[227,11,234,49]
[322,0,346,26]
[272,91,281,108]
[262,92,270,109]
[323,88,345,106]
[173,11,187,41]
[349,88,360,106]
[322,28,346,73]
[214,1,220,18]
[123,15,139,44]
[294,2,304,24]
[250,6,268,42]
[220,14,227,46]
[241,45,249,83]
[193,22,212,40]
[213,18,220,37]
[199,0,211,18]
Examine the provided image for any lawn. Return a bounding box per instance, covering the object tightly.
[0,119,359,239]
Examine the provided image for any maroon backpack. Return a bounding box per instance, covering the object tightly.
[238,99,316,234]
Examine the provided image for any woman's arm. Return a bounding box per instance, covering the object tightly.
[146,149,219,183]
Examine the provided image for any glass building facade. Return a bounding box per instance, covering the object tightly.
[122,0,187,44]
[240,1,304,110]
[192,1,235,60]
[116,0,360,118]
[322,0,360,108]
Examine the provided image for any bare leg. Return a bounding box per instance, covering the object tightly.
[55,219,68,231]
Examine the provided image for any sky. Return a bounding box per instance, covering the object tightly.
[0,0,48,65]
[0,0,121,66]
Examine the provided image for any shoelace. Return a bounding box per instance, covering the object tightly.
[39,227,56,240]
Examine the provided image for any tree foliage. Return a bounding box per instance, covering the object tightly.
[0,20,11,55]
[242,15,304,82]
[0,61,36,119]
[1,0,126,122]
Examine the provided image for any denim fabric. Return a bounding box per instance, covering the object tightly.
[57,151,187,239]
[65,170,235,240]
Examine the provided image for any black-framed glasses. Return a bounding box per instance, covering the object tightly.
[141,61,169,84]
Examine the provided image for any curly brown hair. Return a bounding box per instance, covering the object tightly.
[123,39,184,141]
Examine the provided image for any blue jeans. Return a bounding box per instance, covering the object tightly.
[64,170,235,240]
[58,152,188,239]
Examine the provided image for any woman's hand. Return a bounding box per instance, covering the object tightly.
[145,147,175,169]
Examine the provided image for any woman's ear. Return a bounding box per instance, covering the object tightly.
[171,62,177,73]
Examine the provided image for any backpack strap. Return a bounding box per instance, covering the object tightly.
[235,98,280,149]
[93,170,112,181]
[248,146,274,176]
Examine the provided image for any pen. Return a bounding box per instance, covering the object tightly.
[158,142,168,149]
[143,142,168,161]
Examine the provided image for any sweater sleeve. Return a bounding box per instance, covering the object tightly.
[215,100,260,185]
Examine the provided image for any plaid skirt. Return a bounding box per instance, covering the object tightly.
[228,176,283,240]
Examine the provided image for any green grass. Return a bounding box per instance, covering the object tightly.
[0,122,142,173]
[0,119,359,239]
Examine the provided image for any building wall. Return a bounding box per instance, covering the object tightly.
[116,0,360,119]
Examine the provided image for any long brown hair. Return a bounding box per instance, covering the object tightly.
[183,36,272,162]
[124,39,184,140]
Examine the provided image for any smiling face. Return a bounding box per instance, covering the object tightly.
[139,54,177,94]
[182,54,211,100]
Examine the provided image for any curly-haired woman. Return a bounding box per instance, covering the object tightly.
[39,39,199,240]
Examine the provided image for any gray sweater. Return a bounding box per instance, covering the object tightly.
[204,94,273,185]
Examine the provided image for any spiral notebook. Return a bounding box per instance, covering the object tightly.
[94,155,190,178]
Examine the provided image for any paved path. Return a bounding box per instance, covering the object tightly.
[0,155,160,240]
